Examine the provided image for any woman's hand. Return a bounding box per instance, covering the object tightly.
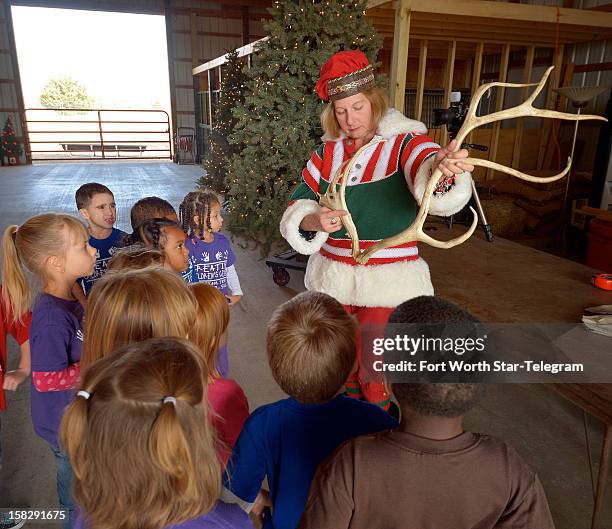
[300,207,348,233]
[433,139,474,183]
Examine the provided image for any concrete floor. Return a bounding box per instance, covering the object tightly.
[0,161,609,528]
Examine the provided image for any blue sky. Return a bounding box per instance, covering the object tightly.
[12,6,171,110]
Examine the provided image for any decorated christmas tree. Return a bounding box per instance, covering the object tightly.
[225,0,382,253]
[0,117,22,165]
[197,50,247,192]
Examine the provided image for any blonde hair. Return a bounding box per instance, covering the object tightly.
[321,86,389,139]
[267,291,358,404]
[1,213,87,323]
[82,268,197,368]
[61,337,220,529]
[190,283,229,380]
[107,246,165,272]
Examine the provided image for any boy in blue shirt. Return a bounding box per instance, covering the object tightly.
[73,183,126,302]
[222,291,397,529]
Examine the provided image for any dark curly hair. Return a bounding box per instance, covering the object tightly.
[139,218,182,250]
[179,190,220,239]
[123,197,177,246]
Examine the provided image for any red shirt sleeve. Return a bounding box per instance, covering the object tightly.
[208,378,250,467]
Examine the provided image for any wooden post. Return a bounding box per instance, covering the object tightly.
[591,425,611,529]
[415,40,428,121]
[389,0,412,112]
[442,40,456,146]
[537,45,564,169]
[511,45,534,169]
[487,43,510,181]
[467,42,484,144]
[241,6,250,46]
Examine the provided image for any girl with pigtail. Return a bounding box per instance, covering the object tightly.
[2,213,97,529]
[138,218,190,275]
[61,337,254,529]
[179,190,243,305]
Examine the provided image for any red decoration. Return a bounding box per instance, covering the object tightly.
[316,50,371,101]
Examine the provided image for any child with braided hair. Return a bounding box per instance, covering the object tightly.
[61,337,254,529]
[139,218,190,275]
[179,191,242,305]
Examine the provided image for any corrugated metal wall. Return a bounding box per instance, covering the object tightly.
[0,0,268,163]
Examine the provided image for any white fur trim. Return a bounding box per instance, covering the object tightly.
[304,252,434,308]
[322,108,427,142]
[280,200,329,255]
[413,156,474,217]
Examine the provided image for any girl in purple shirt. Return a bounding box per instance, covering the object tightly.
[61,337,253,529]
[2,213,96,529]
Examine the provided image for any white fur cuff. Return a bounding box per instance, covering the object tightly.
[413,156,473,217]
[280,200,329,255]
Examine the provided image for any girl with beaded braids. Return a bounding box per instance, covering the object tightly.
[179,190,243,306]
[61,337,254,529]
[139,218,190,275]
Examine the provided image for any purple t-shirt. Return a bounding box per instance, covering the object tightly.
[73,501,253,529]
[30,293,84,448]
[186,233,236,295]
[78,228,127,295]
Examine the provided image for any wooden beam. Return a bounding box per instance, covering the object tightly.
[405,0,612,29]
[442,40,456,146]
[415,40,428,121]
[537,46,564,170]
[165,0,178,140]
[468,42,484,144]
[574,61,612,73]
[367,0,392,8]
[389,0,412,112]
[512,45,534,169]
[193,37,269,75]
[487,43,510,181]
[242,6,250,46]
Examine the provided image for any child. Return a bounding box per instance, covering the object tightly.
[190,283,248,464]
[61,337,254,529]
[298,296,555,529]
[139,218,190,275]
[2,214,97,529]
[106,246,165,272]
[123,196,178,247]
[221,291,397,529]
[0,282,31,469]
[82,267,196,368]
[179,190,242,305]
[74,183,127,299]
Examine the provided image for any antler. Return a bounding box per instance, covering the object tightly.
[355,66,606,264]
[319,139,385,259]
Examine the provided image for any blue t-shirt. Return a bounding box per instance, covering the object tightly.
[222,395,398,529]
[74,501,253,529]
[78,228,126,295]
[185,233,236,295]
[30,293,84,448]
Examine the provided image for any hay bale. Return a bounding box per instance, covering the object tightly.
[481,195,529,239]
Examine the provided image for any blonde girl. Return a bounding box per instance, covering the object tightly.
[61,337,254,529]
[190,283,249,466]
[2,213,96,529]
[82,267,196,369]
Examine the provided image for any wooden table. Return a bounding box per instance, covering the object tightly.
[420,224,612,529]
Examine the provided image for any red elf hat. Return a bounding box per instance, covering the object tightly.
[316,50,376,102]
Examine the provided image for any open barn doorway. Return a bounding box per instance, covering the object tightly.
[11,6,173,162]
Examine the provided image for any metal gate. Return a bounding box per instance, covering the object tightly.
[25,108,172,162]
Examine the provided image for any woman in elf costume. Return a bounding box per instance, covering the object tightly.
[280,50,474,409]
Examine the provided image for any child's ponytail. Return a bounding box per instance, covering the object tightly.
[2,224,31,323]
[149,398,198,498]
[139,218,181,250]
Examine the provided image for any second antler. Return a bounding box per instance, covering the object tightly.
[355,66,606,264]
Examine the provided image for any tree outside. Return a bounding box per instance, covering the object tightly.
[39,76,95,111]
[225,0,382,254]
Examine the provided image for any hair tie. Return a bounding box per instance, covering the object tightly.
[162,396,177,406]
[77,390,91,400]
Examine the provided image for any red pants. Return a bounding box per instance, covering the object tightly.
[343,305,395,410]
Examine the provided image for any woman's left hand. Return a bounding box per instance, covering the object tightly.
[433,139,474,182]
